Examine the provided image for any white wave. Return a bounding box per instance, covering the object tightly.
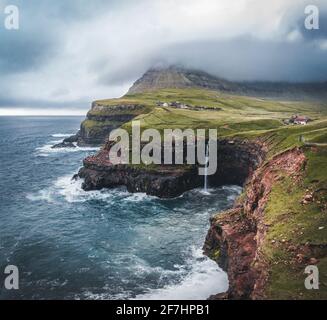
[35,142,99,157]
[78,291,132,301]
[134,247,228,300]
[54,175,116,203]
[197,188,215,196]
[123,192,156,203]
[54,174,158,204]
[55,175,155,202]
[55,175,90,203]
[26,189,54,203]
[27,172,156,204]
[222,185,243,193]
[51,133,74,138]
[222,185,243,201]
[26,174,104,203]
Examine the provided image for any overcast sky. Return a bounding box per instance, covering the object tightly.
[0,0,326,115]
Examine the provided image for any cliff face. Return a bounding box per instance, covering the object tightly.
[58,102,151,147]
[76,103,149,146]
[77,139,265,198]
[79,163,202,198]
[203,148,308,299]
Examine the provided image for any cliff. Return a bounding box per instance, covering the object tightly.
[77,139,265,198]
[57,101,153,147]
[204,146,327,299]
[76,102,151,146]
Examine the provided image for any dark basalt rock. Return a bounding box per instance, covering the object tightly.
[51,103,147,148]
[52,132,80,149]
[77,139,266,198]
[52,141,76,149]
[79,165,203,198]
[63,133,80,143]
[74,104,148,147]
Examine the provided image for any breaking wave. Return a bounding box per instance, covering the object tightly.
[77,247,228,301]
[135,247,228,300]
[27,173,156,204]
[35,142,99,157]
[51,133,74,138]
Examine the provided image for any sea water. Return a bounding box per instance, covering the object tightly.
[0,117,241,300]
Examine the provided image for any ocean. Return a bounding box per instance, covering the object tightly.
[0,117,241,300]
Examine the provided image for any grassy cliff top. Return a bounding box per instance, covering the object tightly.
[110,88,326,138]
[91,87,327,151]
[95,88,327,112]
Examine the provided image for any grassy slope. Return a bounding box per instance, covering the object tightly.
[119,88,326,134]
[94,88,327,299]
[263,146,327,299]
[91,88,326,141]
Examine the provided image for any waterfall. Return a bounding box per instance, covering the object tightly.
[204,143,209,193]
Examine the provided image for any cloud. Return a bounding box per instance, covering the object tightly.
[0,0,326,114]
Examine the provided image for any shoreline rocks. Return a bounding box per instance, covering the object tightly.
[52,141,76,149]
[76,139,265,198]
[78,165,203,198]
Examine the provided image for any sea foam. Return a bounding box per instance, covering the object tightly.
[51,133,74,138]
[35,142,99,157]
[134,247,228,300]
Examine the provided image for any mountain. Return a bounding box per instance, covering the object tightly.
[128,66,237,94]
[128,66,327,100]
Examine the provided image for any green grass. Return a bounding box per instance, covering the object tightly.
[118,88,326,137]
[87,104,152,117]
[86,88,327,140]
[81,119,123,136]
[261,147,327,299]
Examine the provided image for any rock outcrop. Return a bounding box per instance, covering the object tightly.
[53,102,151,147]
[203,147,307,299]
[77,139,265,198]
[77,103,144,146]
[52,141,76,149]
[79,164,203,198]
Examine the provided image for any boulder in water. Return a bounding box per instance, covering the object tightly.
[52,141,76,149]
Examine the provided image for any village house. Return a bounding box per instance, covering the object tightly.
[156,101,169,107]
[157,100,222,112]
[169,101,190,109]
[293,115,310,125]
[286,115,311,125]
